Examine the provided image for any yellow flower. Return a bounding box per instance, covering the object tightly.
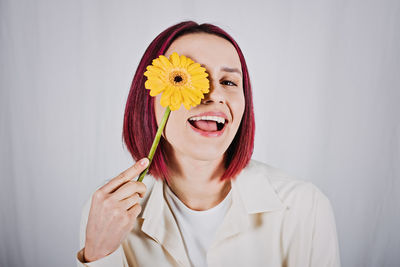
[144,52,210,111]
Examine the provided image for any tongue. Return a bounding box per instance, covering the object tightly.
[193,120,217,132]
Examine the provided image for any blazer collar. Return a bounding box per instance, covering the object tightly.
[138,159,286,264]
[232,159,287,214]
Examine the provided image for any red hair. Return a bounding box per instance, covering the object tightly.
[123,21,255,182]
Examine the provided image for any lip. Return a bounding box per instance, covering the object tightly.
[187,111,229,138]
[188,119,227,137]
[188,111,229,122]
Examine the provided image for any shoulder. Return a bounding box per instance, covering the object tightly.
[239,159,331,212]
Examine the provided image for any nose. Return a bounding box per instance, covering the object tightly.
[201,80,225,105]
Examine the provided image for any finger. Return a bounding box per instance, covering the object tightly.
[120,193,140,210]
[127,203,142,220]
[111,181,147,201]
[99,158,149,193]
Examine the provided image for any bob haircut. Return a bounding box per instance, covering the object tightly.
[123,21,255,182]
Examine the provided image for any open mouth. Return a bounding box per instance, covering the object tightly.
[187,116,227,136]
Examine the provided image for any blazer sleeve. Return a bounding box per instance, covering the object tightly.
[76,195,129,267]
[309,186,341,267]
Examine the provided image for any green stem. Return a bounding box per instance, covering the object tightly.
[137,106,171,182]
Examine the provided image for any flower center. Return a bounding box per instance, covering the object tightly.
[169,70,187,86]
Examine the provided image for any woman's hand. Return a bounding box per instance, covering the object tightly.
[83,158,149,262]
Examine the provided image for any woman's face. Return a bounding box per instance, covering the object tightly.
[154,33,245,162]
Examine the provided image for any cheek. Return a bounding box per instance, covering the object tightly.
[158,104,188,142]
[164,113,183,140]
[232,93,246,126]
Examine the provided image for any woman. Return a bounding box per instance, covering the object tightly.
[77,21,341,267]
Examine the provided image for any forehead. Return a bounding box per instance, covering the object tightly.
[165,33,241,74]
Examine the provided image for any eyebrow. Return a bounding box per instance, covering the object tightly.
[220,66,242,76]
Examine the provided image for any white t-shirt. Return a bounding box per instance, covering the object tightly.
[164,183,232,267]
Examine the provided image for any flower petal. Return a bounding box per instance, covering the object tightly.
[179,55,187,68]
[160,86,174,107]
[191,73,209,81]
[184,57,194,68]
[145,78,166,93]
[149,84,167,96]
[187,62,202,72]
[188,66,207,76]
[170,52,180,67]
[144,65,165,77]
[159,55,173,69]
[182,89,200,106]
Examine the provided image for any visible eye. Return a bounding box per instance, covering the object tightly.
[221,80,237,86]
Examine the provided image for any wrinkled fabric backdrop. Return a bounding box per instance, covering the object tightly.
[1,0,399,266]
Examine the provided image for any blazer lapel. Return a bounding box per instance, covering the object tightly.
[210,180,250,249]
[140,178,191,267]
[210,160,287,249]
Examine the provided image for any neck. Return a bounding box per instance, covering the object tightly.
[165,148,231,211]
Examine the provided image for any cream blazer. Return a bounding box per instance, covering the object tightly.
[77,159,341,267]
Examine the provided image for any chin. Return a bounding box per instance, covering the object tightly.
[185,146,227,162]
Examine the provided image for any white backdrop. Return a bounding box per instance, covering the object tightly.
[1,0,399,266]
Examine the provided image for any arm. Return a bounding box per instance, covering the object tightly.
[76,158,150,266]
[309,186,341,267]
[76,195,129,267]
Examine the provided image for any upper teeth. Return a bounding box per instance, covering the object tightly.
[189,116,226,124]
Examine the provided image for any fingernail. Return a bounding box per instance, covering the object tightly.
[140,158,149,166]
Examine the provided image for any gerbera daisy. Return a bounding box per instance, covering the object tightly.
[144,52,210,111]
